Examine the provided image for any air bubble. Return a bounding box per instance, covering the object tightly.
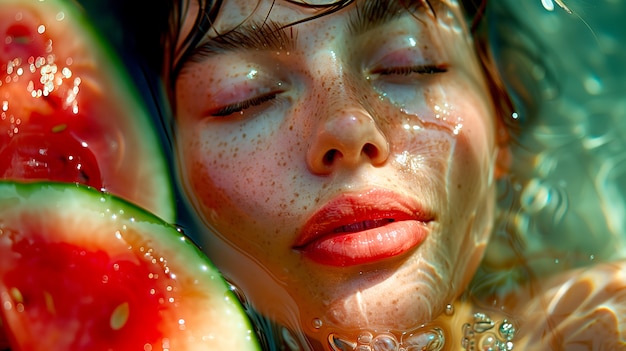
[401,328,445,351]
[584,74,603,95]
[371,334,398,351]
[444,304,454,316]
[312,318,323,329]
[499,321,516,341]
[473,313,494,333]
[357,332,373,344]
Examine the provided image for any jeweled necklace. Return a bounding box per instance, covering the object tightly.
[325,311,516,351]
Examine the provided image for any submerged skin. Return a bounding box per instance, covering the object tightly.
[167,0,626,349]
[173,0,503,346]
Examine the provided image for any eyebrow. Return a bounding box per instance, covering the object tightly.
[348,0,430,35]
[187,0,431,60]
[194,20,297,55]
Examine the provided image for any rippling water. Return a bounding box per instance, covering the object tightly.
[480,0,626,282]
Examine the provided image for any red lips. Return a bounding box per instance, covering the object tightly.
[293,189,433,267]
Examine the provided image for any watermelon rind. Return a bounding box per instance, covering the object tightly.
[0,181,261,351]
[0,0,176,222]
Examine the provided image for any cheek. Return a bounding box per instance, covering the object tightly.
[183,127,262,209]
[449,94,495,199]
[178,128,237,223]
[177,118,308,231]
[422,76,496,198]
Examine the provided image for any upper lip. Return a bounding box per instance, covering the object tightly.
[293,188,434,248]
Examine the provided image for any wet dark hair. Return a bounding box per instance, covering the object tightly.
[163,0,488,87]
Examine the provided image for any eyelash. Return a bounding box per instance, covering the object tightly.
[212,92,280,117]
[209,64,445,117]
[373,64,448,76]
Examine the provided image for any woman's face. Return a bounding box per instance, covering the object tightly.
[174,0,499,344]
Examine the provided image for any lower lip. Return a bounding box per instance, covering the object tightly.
[298,220,429,267]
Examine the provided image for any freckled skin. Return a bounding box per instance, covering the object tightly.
[174,0,502,347]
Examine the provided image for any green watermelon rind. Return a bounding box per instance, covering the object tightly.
[66,0,177,222]
[0,0,176,222]
[0,180,261,351]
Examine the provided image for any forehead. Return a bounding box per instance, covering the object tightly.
[222,0,458,28]
[177,0,464,49]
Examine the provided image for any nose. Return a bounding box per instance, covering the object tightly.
[307,106,390,175]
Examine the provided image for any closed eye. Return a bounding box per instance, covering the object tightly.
[212,92,280,117]
[373,64,448,76]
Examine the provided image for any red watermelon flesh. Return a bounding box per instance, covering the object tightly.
[0,0,174,221]
[0,181,261,351]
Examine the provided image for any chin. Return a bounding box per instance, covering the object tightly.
[288,250,456,337]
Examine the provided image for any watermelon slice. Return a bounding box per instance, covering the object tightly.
[0,0,174,221]
[0,181,261,351]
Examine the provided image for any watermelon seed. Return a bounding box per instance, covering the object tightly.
[9,287,23,304]
[110,302,130,330]
[9,288,24,313]
[51,124,67,133]
[43,291,55,315]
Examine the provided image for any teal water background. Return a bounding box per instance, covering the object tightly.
[483,0,626,279]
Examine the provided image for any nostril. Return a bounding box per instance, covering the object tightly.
[362,143,379,160]
[322,144,382,167]
[323,149,340,166]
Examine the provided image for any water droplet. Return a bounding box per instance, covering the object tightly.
[444,304,454,316]
[357,331,373,344]
[583,74,603,95]
[473,313,494,333]
[312,318,323,329]
[479,333,497,349]
[227,280,248,307]
[401,328,445,351]
[371,334,398,351]
[498,321,516,341]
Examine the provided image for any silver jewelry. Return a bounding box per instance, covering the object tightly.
[328,327,445,351]
[461,313,516,351]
